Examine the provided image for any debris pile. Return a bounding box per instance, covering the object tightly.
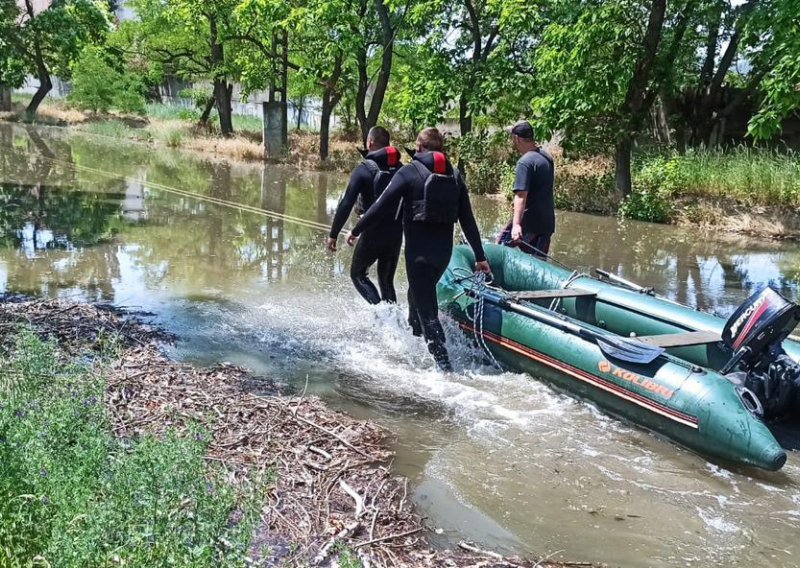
[1,298,599,567]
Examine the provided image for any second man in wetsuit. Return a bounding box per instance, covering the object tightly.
[347,127,490,371]
[327,126,403,304]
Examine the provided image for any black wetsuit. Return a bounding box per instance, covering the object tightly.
[329,147,403,304]
[351,151,486,370]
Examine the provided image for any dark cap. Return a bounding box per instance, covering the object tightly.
[508,120,534,139]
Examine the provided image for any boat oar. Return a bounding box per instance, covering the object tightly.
[595,269,655,295]
[474,289,665,365]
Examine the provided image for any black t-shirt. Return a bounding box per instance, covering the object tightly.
[513,149,555,235]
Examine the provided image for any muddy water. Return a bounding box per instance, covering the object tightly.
[2,123,800,567]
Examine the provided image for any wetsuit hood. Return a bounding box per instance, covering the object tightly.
[365,146,402,169]
[412,150,455,175]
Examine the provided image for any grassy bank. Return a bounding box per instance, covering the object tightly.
[0,329,261,566]
[553,148,800,237]
[1,95,360,168]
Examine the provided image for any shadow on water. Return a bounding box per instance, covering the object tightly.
[5,123,800,566]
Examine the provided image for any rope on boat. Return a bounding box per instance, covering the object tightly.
[452,268,504,371]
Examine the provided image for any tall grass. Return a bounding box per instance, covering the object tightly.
[0,329,260,567]
[634,147,800,206]
[231,114,263,134]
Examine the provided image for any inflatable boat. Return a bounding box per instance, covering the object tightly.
[438,244,800,471]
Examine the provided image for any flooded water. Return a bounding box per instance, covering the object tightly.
[3,123,800,567]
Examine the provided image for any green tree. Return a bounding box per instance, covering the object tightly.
[0,0,25,109]
[119,0,240,135]
[747,0,800,139]
[531,0,697,196]
[17,0,112,119]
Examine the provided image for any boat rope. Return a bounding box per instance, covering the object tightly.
[452,268,504,371]
[549,270,590,311]
[31,155,340,235]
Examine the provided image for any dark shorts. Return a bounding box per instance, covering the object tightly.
[496,222,551,259]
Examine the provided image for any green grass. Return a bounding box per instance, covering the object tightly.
[10,93,31,105]
[79,119,152,141]
[144,103,263,133]
[633,147,800,206]
[0,329,262,567]
[231,114,263,133]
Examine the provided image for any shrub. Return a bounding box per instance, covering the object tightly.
[618,187,674,223]
[453,131,513,194]
[69,47,146,115]
[69,48,118,113]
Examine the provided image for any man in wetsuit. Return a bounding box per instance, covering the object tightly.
[497,120,555,258]
[327,126,403,304]
[346,127,490,371]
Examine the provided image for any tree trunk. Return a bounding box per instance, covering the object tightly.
[355,48,370,146]
[0,85,10,112]
[209,15,233,136]
[26,74,51,120]
[199,96,215,126]
[295,96,304,130]
[23,0,51,120]
[615,137,633,198]
[458,92,472,136]
[320,93,333,161]
[214,80,233,136]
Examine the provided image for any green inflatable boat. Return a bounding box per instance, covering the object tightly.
[438,244,800,471]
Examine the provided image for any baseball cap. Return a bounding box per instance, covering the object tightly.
[508,120,534,139]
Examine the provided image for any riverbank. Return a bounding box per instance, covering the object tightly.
[0,297,596,568]
[3,96,799,241]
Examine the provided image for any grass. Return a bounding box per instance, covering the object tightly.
[637,147,800,206]
[0,328,262,567]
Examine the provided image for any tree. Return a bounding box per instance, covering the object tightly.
[69,46,147,114]
[0,0,25,110]
[17,0,111,119]
[747,0,800,139]
[531,0,697,196]
[352,0,409,146]
[119,0,240,135]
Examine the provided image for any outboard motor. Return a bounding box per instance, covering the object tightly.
[722,286,800,419]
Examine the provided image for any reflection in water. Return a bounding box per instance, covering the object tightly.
[4,124,800,567]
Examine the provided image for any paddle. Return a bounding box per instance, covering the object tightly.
[472,288,665,365]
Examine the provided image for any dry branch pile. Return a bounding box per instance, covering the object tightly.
[0,297,599,568]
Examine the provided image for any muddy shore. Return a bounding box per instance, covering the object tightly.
[0,296,600,568]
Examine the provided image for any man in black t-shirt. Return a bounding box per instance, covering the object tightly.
[497,120,556,258]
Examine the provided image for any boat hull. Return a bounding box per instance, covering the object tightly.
[438,244,788,470]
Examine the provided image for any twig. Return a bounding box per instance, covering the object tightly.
[312,521,360,565]
[353,527,422,549]
[339,479,365,518]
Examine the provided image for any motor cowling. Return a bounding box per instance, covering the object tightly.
[722,287,800,419]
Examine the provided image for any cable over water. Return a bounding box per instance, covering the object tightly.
[31,154,339,235]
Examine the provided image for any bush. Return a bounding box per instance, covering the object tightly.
[618,187,674,223]
[69,48,118,113]
[453,131,513,194]
[69,47,146,115]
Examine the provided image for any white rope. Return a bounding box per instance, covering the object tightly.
[452,268,503,371]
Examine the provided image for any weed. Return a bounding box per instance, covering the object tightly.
[0,328,261,568]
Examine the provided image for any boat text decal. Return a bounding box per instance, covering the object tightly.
[598,360,675,400]
[459,322,699,429]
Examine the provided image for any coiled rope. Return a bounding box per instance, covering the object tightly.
[452,267,504,371]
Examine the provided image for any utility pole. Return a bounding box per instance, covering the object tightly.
[263,28,289,160]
